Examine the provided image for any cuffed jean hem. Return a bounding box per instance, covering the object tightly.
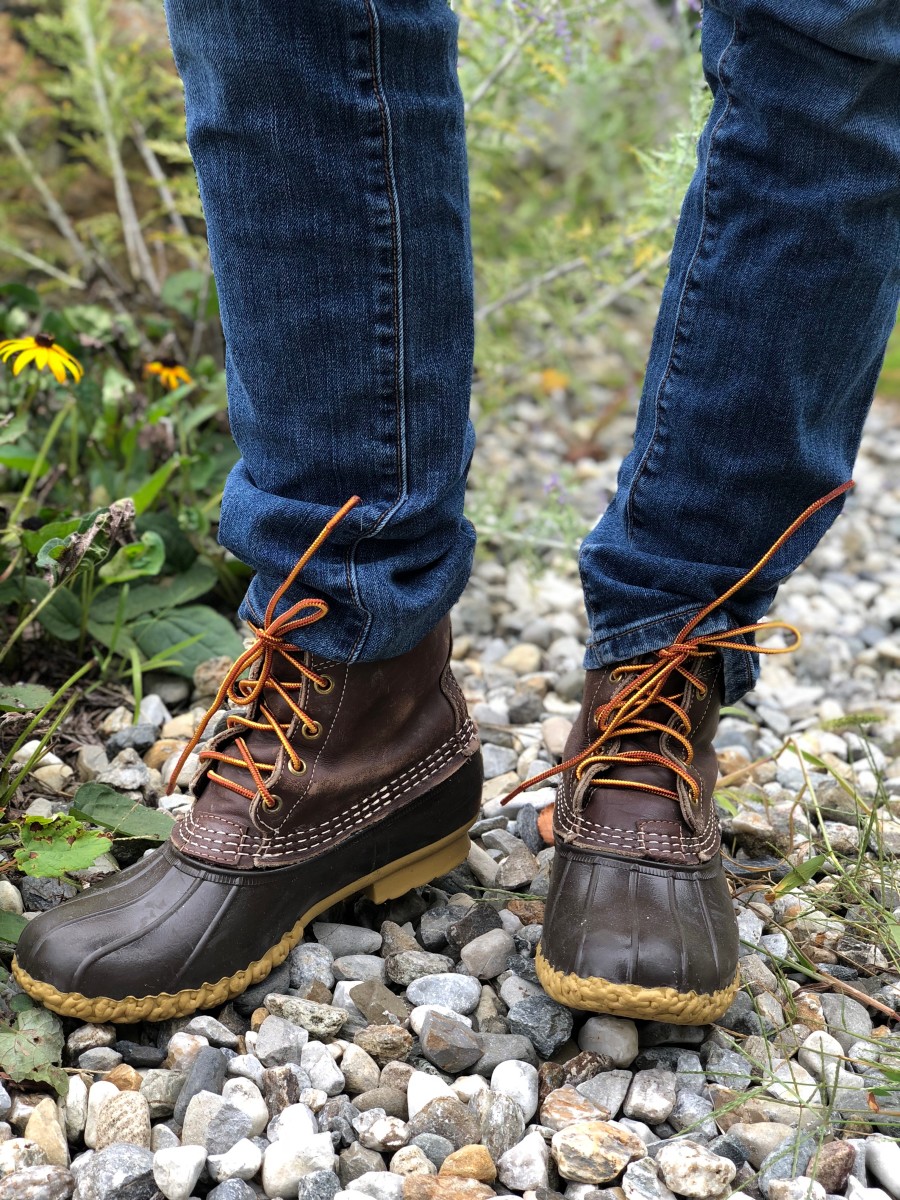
[584,606,759,707]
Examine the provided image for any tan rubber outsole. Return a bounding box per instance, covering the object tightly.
[535,944,740,1024]
[12,822,474,1024]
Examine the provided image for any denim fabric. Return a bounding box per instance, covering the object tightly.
[164,0,900,704]
[163,0,476,662]
[580,0,900,702]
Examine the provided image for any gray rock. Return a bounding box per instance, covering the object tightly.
[151,1145,205,1200]
[482,744,519,778]
[623,1070,677,1124]
[71,1145,156,1200]
[447,904,503,948]
[385,951,454,987]
[290,942,336,991]
[319,1098,361,1149]
[207,1181,259,1200]
[477,1092,526,1162]
[204,1102,254,1155]
[578,1016,639,1067]
[496,845,541,891]
[0,1164,75,1200]
[758,1133,815,1198]
[264,993,347,1039]
[460,930,516,979]
[256,1015,309,1068]
[473,1033,539,1077]
[182,1016,240,1049]
[577,1070,633,1118]
[313,923,383,958]
[172,1045,227,1125]
[622,1157,677,1200]
[866,1138,900,1199]
[140,1070,186,1121]
[417,1013,479,1074]
[497,1129,550,1191]
[333,955,387,984]
[233,959,292,1016]
[106,723,158,755]
[507,995,573,1057]
[405,1097,480,1151]
[702,1045,753,1090]
[298,1169,342,1200]
[302,1041,346,1097]
[338,1143,386,1185]
[405,973,482,1015]
[77,1048,122,1072]
[818,994,873,1052]
[408,1133,454,1170]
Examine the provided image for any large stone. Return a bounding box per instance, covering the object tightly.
[809,1140,855,1194]
[419,1013,482,1075]
[655,1141,737,1199]
[622,1157,677,1200]
[0,1164,74,1200]
[92,1090,151,1152]
[262,1134,337,1197]
[405,976,482,1016]
[867,1138,900,1199]
[313,923,383,958]
[540,1085,605,1131]
[302,1041,346,1096]
[0,1141,48,1178]
[490,1060,539,1123]
[354,1026,414,1066]
[622,1070,677,1125]
[578,1017,639,1068]
[23,1099,68,1167]
[82,1083,119,1149]
[172,1046,228,1126]
[818,994,873,1052]
[151,1145,206,1200]
[406,1099,480,1152]
[476,1092,525,1163]
[139,1071,185,1121]
[438,1145,496,1183]
[181,1090,227,1148]
[265,994,347,1039]
[506,995,573,1057]
[207,1138,264,1184]
[256,1016,309,1068]
[459,930,515,980]
[72,1145,156,1200]
[496,1130,549,1191]
[551,1120,647,1184]
[221,1077,269,1138]
[205,1102,254,1155]
[402,1179,494,1200]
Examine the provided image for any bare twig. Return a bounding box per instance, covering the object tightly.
[71,0,159,295]
[574,250,672,325]
[3,132,92,270]
[465,9,547,112]
[131,119,190,240]
[0,238,86,289]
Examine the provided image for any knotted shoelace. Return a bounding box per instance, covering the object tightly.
[503,481,853,809]
[166,496,361,811]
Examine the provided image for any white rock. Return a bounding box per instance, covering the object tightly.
[578,1016,639,1068]
[152,1145,206,1200]
[301,1041,345,1096]
[407,1071,455,1119]
[797,1030,845,1089]
[226,1054,267,1089]
[207,1137,264,1183]
[266,1102,318,1143]
[389,1145,437,1176]
[655,1140,736,1199]
[497,1130,549,1191]
[0,1139,48,1176]
[180,1091,226,1148]
[63,1074,89,1141]
[452,1075,489,1105]
[82,1082,118,1149]
[767,1060,821,1107]
[0,882,23,915]
[768,1180,825,1200]
[352,1109,407,1152]
[491,1061,540,1123]
[262,1133,336,1197]
[152,1125,181,1153]
[867,1138,900,1199]
[622,1070,676,1124]
[221,1077,268,1138]
[347,1170,404,1200]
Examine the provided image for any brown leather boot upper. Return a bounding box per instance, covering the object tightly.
[537,652,741,1020]
[172,615,477,869]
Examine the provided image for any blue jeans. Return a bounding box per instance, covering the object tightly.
[163,0,900,706]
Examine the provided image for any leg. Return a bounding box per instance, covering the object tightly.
[168,0,476,662]
[581,0,900,705]
[540,0,900,1022]
[13,0,483,1021]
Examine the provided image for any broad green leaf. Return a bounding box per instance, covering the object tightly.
[33,501,136,585]
[130,457,181,516]
[0,911,27,944]
[20,510,106,557]
[0,446,38,472]
[0,414,28,446]
[14,814,112,879]
[0,283,41,311]
[89,560,217,625]
[0,683,55,713]
[0,1007,68,1095]
[21,578,82,642]
[132,604,244,679]
[135,512,198,572]
[71,782,175,841]
[98,531,165,584]
[769,855,827,897]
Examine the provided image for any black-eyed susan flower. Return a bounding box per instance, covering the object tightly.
[144,358,192,391]
[0,333,83,384]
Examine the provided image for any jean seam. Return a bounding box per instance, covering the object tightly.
[625,18,740,537]
[344,0,409,663]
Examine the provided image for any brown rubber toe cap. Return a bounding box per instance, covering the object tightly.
[537,842,739,1019]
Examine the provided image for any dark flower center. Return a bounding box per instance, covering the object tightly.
[34,333,55,348]
[159,358,179,369]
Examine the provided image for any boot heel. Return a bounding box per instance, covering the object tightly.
[364,829,472,904]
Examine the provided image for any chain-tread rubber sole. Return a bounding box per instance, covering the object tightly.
[12,821,474,1024]
[535,944,740,1024]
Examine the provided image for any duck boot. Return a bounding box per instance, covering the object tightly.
[536,650,740,1024]
[13,511,482,1023]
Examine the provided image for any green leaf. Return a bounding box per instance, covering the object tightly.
[769,855,828,897]
[98,531,165,584]
[0,683,55,713]
[131,604,244,679]
[135,512,198,572]
[20,513,98,557]
[89,560,217,625]
[0,911,27,945]
[0,446,38,473]
[0,1007,68,1095]
[0,283,41,312]
[24,578,83,642]
[32,501,136,586]
[0,414,28,447]
[130,457,182,517]
[70,782,175,842]
[14,814,112,879]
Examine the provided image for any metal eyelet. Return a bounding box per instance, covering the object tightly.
[302,720,323,741]
[263,795,283,813]
[609,669,622,682]
[287,758,307,776]
[313,675,334,695]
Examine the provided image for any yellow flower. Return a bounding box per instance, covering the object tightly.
[144,358,192,391]
[540,368,570,394]
[0,333,83,384]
